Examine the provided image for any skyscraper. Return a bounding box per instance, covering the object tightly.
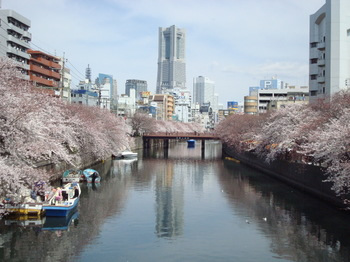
[156,25,186,94]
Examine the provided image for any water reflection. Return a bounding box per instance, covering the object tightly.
[155,160,184,238]
[219,159,350,262]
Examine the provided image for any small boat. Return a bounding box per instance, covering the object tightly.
[43,183,80,217]
[114,151,138,159]
[82,169,101,183]
[62,169,83,183]
[187,139,195,148]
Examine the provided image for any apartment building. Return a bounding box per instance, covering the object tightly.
[0,9,31,79]
[27,49,61,89]
[309,0,350,101]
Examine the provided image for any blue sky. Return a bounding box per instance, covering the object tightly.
[2,0,325,104]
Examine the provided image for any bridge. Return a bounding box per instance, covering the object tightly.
[142,132,220,158]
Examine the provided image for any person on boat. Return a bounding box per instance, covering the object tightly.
[55,187,63,202]
[91,172,98,183]
[73,186,79,198]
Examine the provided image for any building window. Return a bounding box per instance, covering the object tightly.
[310,75,317,80]
[310,42,317,48]
[310,90,317,96]
[310,58,318,64]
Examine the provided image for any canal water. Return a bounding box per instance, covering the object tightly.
[1,141,350,262]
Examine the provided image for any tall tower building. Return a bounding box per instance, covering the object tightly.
[156,25,186,94]
[309,0,350,101]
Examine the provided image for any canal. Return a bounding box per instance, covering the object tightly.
[1,141,350,261]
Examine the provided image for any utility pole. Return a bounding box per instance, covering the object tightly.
[60,52,65,101]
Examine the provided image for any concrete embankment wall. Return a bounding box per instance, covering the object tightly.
[223,145,348,209]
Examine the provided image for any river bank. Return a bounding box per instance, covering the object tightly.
[223,145,350,209]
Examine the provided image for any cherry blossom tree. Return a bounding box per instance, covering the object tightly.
[129,112,156,136]
[215,91,350,197]
[0,58,131,210]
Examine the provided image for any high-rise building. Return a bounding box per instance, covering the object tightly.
[156,25,186,94]
[0,9,31,79]
[309,0,350,101]
[125,79,147,100]
[193,76,215,107]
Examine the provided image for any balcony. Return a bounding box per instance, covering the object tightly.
[30,75,59,87]
[31,56,61,69]
[7,45,30,59]
[8,35,30,49]
[22,31,32,41]
[317,42,326,50]
[317,59,325,66]
[30,64,60,79]
[317,76,325,83]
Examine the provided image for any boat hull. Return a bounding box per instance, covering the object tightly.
[43,197,79,217]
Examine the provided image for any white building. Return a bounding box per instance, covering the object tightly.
[117,89,136,117]
[58,58,72,103]
[255,86,309,114]
[71,80,99,106]
[0,9,31,79]
[172,88,192,122]
[309,0,350,101]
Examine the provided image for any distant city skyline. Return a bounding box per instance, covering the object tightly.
[1,0,325,104]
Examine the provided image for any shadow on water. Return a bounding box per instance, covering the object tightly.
[219,159,350,262]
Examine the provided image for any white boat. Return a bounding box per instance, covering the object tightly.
[43,183,81,217]
[114,151,138,159]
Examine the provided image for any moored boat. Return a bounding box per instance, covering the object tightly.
[187,139,195,148]
[114,151,138,159]
[82,169,101,183]
[43,183,81,217]
[62,169,83,183]
[3,201,44,216]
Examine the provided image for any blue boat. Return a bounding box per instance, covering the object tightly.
[43,183,80,217]
[82,169,101,183]
[187,139,196,148]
